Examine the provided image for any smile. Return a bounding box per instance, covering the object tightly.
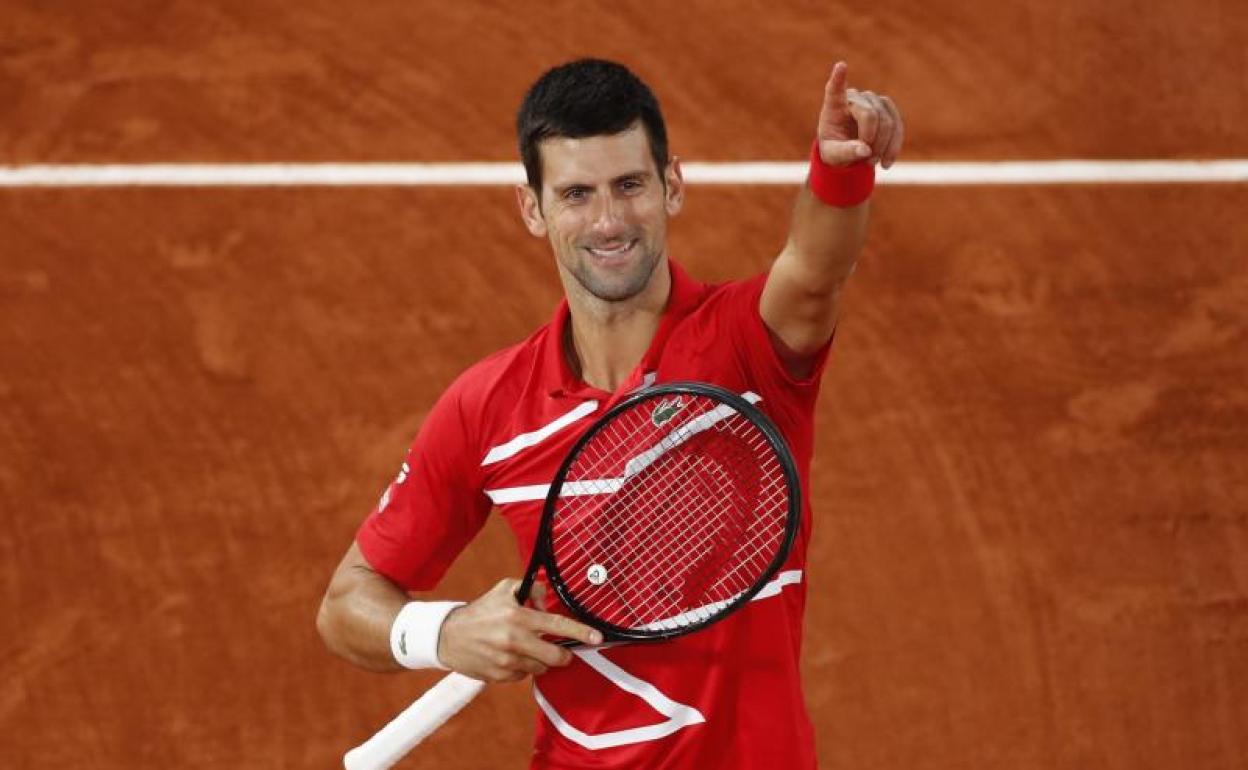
[585,239,638,261]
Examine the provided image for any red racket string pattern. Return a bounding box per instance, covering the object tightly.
[547,393,790,633]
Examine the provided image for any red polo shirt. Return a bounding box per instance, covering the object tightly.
[357,260,830,769]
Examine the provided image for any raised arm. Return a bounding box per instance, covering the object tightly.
[760,61,904,373]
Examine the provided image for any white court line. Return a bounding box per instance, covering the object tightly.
[0,160,1246,187]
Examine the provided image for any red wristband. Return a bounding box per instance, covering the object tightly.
[808,140,875,207]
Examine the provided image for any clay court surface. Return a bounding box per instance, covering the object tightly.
[3,2,1247,768]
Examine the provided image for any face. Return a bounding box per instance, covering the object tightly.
[517,122,683,304]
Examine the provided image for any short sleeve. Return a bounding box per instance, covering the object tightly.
[355,378,492,591]
[717,271,834,402]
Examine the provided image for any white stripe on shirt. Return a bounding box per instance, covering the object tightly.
[481,400,599,467]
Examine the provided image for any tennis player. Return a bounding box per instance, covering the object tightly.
[318,58,903,769]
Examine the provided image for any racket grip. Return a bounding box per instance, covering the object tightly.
[343,672,487,770]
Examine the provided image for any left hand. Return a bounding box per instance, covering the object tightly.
[816,61,905,169]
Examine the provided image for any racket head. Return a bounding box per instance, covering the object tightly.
[535,382,801,643]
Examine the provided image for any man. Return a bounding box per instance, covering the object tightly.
[318,58,903,769]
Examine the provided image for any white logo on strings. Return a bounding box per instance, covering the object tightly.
[586,564,609,585]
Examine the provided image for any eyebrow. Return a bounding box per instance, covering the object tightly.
[552,169,654,195]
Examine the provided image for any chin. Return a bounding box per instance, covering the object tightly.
[579,256,660,302]
[584,277,647,302]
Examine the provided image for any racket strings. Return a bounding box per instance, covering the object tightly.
[607,447,767,599]
[557,411,750,574]
[577,459,745,623]
[650,473,785,594]
[552,405,769,557]
[550,400,717,556]
[607,450,786,626]
[600,416,772,545]
[593,443,783,627]
[549,401,723,553]
[548,395,791,633]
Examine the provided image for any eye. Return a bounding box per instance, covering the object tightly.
[618,178,643,193]
[564,187,589,202]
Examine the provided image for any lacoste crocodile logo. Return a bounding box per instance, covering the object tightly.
[651,396,685,427]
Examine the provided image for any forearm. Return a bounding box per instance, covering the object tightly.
[781,184,870,293]
[316,552,409,672]
[761,183,870,360]
[317,558,601,682]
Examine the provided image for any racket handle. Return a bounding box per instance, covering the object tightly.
[343,672,487,770]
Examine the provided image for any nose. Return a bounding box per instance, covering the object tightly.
[589,191,626,239]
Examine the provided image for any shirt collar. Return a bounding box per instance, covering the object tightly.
[543,259,705,399]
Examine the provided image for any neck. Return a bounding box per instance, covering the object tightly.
[563,259,671,392]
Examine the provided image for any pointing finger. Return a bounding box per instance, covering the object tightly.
[824,61,850,111]
[816,64,851,141]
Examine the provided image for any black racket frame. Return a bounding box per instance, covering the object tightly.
[514,381,801,644]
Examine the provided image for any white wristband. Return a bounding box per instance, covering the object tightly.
[389,601,465,670]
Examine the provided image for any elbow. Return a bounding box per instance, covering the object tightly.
[315,589,344,656]
[315,592,378,670]
[314,564,404,673]
[774,291,843,356]
[315,575,362,664]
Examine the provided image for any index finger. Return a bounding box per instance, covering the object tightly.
[523,608,604,646]
[823,61,850,109]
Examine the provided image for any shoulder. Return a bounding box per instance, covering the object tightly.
[681,270,769,328]
[439,322,553,430]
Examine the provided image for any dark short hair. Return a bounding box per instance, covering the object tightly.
[516,58,669,193]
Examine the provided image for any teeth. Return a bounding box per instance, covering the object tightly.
[588,240,634,257]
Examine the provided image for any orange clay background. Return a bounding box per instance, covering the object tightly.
[2,2,1247,768]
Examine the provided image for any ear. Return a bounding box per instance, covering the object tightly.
[515,184,548,237]
[664,157,685,217]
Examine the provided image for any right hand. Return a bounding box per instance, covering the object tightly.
[437,578,603,682]
[816,61,905,168]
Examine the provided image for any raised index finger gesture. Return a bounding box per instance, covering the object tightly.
[816,61,905,169]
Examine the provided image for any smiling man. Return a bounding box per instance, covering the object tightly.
[318,58,903,769]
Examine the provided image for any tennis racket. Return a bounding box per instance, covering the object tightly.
[343,381,801,770]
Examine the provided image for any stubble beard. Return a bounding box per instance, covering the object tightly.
[569,238,663,303]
